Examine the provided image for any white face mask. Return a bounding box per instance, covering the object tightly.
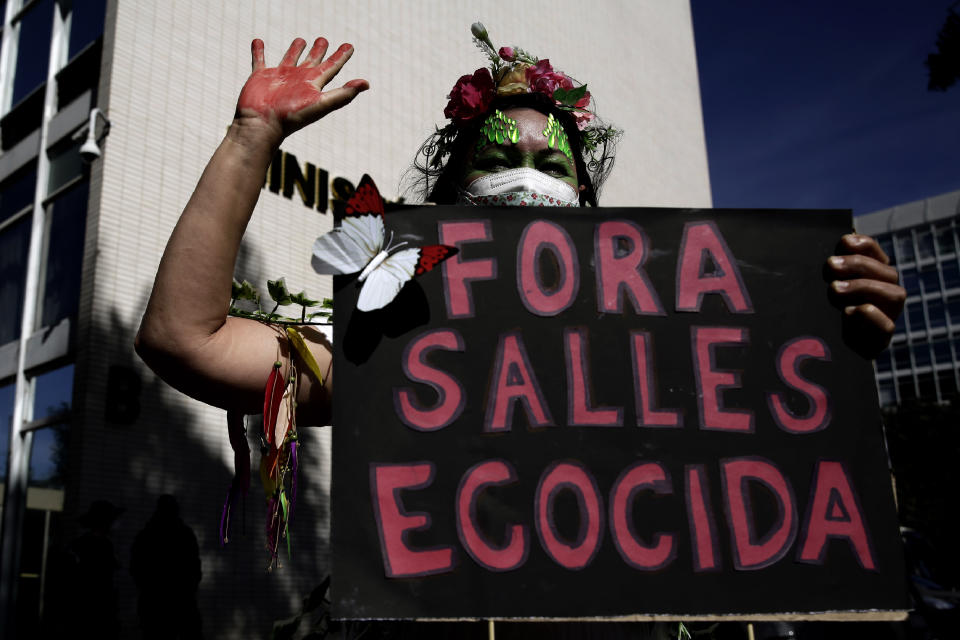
[460,167,580,207]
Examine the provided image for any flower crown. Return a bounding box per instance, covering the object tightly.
[431,23,620,167]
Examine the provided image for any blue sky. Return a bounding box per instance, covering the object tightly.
[691,1,960,215]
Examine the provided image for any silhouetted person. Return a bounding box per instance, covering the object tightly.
[42,500,125,639]
[130,495,203,639]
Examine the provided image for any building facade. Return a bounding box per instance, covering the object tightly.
[855,189,960,407]
[0,0,712,636]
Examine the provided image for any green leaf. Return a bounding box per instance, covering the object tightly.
[290,291,320,308]
[233,279,258,301]
[321,298,334,308]
[267,278,292,305]
[553,84,588,107]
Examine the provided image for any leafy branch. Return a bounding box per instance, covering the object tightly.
[229,278,332,325]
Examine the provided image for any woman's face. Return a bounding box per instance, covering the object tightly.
[461,107,579,191]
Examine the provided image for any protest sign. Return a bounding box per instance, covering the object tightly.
[330,206,907,620]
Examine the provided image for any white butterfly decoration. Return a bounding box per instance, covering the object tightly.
[311,175,456,311]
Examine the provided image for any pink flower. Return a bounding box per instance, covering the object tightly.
[574,90,591,110]
[525,59,574,97]
[499,47,516,62]
[573,110,595,130]
[443,68,495,122]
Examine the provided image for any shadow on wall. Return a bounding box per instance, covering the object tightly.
[38,239,333,638]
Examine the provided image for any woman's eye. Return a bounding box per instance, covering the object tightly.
[539,162,571,177]
[475,156,511,171]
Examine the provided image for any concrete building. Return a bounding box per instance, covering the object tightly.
[855,189,960,407]
[0,0,711,635]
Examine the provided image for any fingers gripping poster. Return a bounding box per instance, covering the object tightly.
[330,206,907,620]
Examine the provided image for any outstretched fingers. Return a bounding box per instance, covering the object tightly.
[279,37,307,67]
[313,80,370,117]
[303,37,330,66]
[314,43,357,85]
[251,39,266,72]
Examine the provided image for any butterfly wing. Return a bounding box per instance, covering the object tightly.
[356,248,420,311]
[312,175,387,275]
[311,215,384,274]
[345,174,385,218]
[356,245,459,311]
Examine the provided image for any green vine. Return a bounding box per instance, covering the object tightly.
[229,278,332,325]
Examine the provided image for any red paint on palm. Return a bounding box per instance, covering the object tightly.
[237,38,368,133]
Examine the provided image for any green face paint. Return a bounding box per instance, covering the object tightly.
[542,113,573,161]
[477,109,520,150]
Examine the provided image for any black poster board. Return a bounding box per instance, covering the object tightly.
[330,207,907,620]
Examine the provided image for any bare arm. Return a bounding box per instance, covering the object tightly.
[136,37,368,425]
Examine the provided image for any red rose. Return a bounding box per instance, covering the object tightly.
[443,68,495,122]
[526,59,574,97]
[499,47,516,62]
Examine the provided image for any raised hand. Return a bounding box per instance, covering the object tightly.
[826,233,905,359]
[235,37,369,143]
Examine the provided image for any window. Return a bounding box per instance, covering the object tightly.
[878,379,895,407]
[877,234,895,265]
[0,213,32,344]
[0,382,13,484]
[943,260,960,290]
[875,349,891,372]
[894,311,906,333]
[900,268,919,296]
[11,0,56,106]
[934,339,953,365]
[920,268,941,295]
[0,163,37,225]
[28,364,73,490]
[896,233,915,263]
[66,0,105,60]
[927,298,946,329]
[949,297,960,326]
[46,136,84,193]
[897,374,916,401]
[894,344,911,369]
[936,223,955,256]
[907,303,926,332]
[917,230,935,261]
[912,344,931,367]
[38,181,87,328]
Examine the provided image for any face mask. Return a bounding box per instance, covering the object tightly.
[459,167,580,207]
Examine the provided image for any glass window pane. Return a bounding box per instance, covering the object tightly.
[912,344,931,367]
[894,344,911,369]
[920,268,941,295]
[907,303,925,332]
[0,164,37,225]
[897,375,916,401]
[949,297,960,325]
[1,382,14,482]
[936,224,955,255]
[32,364,73,420]
[934,339,953,364]
[67,0,105,59]
[878,379,895,407]
[0,214,32,344]
[894,311,906,333]
[39,182,87,328]
[927,298,946,328]
[896,233,915,263]
[901,268,919,296]
[27,424,67,488]
[943,260,960,290]
[917,230,935,260]
[877,235,895,265]
[11,0,55,105]
[875,349,891,372]
[47,137,84,193]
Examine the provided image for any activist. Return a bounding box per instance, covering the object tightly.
[135,27,904,430]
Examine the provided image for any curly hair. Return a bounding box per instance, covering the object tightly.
[403,92,620,207]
